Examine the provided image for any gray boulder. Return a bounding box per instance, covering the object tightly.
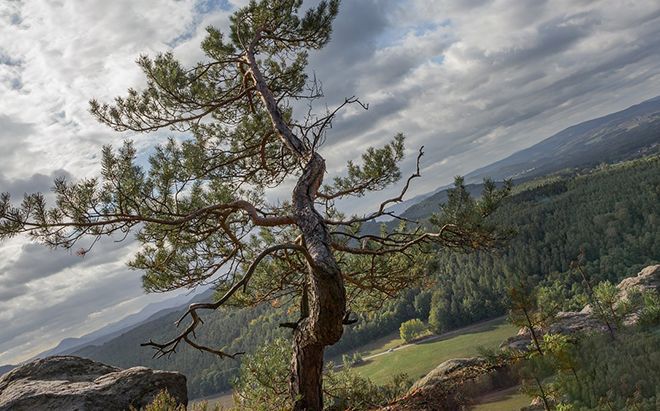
[0,356,187,411]
[520,396,552,411]
[616,264,659,303]
[408,357,487,393]
[381,357,519,410]
[501,311,608,352]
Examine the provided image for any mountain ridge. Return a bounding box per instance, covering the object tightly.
[28,289,205,361]
[465,96,660,183]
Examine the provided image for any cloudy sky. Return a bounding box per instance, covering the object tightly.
[1,0,660,365]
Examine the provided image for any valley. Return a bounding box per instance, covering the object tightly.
[349,317,516,384]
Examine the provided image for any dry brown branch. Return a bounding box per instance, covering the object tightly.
[141,242,309,358]
[325,146,424,226]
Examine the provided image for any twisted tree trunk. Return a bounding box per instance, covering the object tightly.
[290,154,346,410]
[246,45,346,409]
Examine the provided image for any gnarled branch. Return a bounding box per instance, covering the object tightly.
[325,146,424,226]
[141,242,310,358]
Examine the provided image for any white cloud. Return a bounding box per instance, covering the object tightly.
[313,0,660,200]
[1,0,660,364]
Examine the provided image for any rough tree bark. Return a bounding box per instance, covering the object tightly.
[290,154,346,410]
[247,42,346,410]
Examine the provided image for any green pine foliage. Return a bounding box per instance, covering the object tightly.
[137,390,220,411]
[426,155,659,333]
[554,330,660,410]
[233,338,411,410]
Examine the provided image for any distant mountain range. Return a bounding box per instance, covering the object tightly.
[2,96,659,380]
[384,97,660,221]
[0,289,204,376]
[34,294,193,360]
[32,291,200,361]
[465,96,660,183]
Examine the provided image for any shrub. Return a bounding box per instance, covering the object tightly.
[342,352,364,368]
[399,318,427,342]
[555,331,660,410]
[136,390,221,411]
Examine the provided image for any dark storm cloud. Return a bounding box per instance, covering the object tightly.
[326,95,410,145]
[1,244,82,288]
[308,0,393,101]
[487,12,600,68]
[0,169,72,199]
[304,1,660,194]
[0,284,27,301]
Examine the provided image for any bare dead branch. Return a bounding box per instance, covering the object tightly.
[141,243,310,358]
[331,224,455,256]
[325,146,424,226]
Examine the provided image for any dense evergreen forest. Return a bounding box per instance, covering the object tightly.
[73,154,659,398]
[333,155,659,355]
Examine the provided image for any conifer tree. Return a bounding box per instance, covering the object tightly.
[0,1,509,408]
[507,280,545,355]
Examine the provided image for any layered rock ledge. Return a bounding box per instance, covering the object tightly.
[0,356,187,411]
[502,264,659,351]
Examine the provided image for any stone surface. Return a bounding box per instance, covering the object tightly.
[0,356,187,411]
[380,357,518,410]
[616,264,659,303]
[408,357,485,393]
[520,396,551,411]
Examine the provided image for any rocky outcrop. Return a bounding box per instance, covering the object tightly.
[0,356,187,411]
[520,396,554,411]
[380,358,519,410]
[617,265,659,301]
[502,310,608,351]
[502,265,659,351]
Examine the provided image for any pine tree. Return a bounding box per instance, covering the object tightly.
[0,1,510,408]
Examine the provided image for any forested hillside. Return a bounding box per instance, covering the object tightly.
[376,97,660,223]
[333,155,659,353]
[424,155,659,333]
[72,155,659,398]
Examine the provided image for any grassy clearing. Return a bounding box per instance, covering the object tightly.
[352,317,517,384]
[192,317,517,408]
[334,332,405,361]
